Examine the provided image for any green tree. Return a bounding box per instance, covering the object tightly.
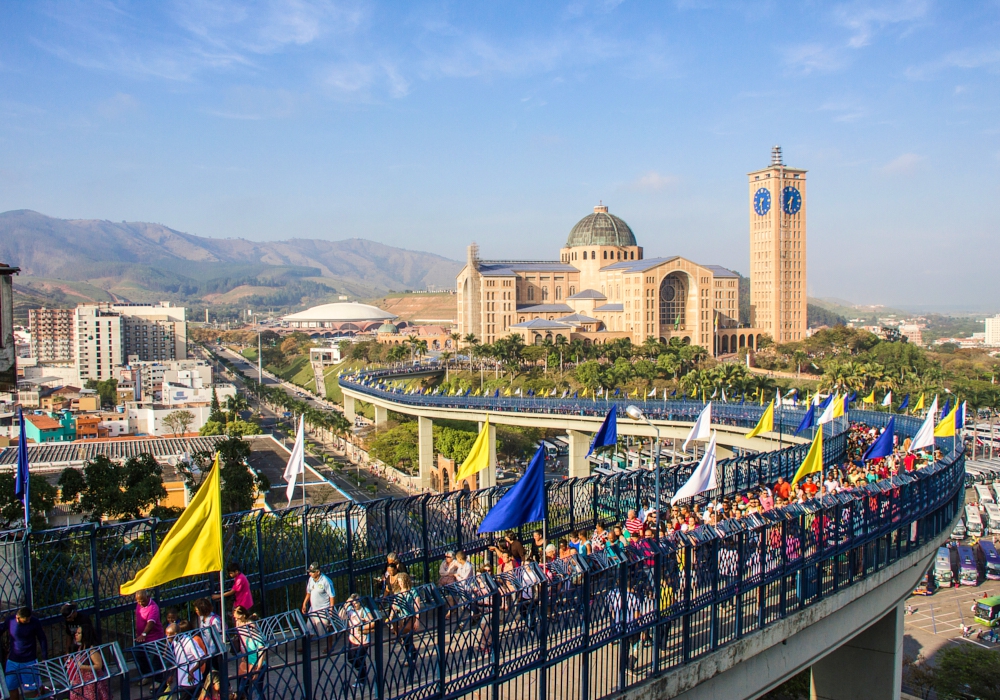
[59,453,167,522]
[162,409,195,437]
[368,422,420,471]
[931,643,1000,700]
[85,378,119,407]
[209,387,226,424]
[199,420,225,436]
[0,474,58,529]
[225,419,262,437]
[576,361,603,392]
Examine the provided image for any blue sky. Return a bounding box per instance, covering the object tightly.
[2,1,999,310]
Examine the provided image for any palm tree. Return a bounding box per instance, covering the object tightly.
[440,351,453,381]
[406,334,419,363]
[225,394,250,422]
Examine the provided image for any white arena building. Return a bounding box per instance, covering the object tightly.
[282,302,401,337]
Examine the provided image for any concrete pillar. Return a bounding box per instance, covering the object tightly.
[810,604,903,700]
[418,416,434,491]
[477,421,497,489]
[343,394,356,423]
[373,404,388,427]
[567,430,591,478]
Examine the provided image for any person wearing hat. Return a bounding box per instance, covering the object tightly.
[340,594,374,688]
[303,563,336,654]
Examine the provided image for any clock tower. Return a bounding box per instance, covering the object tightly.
[748,146,807,344]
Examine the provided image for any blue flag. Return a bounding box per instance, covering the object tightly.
[573,390,578,398]
[899,394,910,411]
[847,391,857,404]
[670,390,677,397]
[587,405,618,456]
[940,398,950,417]
[794,403,816,435]
[817,393,834,412]
[494,389,500,398]
[478,445,546,533]
[862,417,896,461]
[15,407,30,527]
[614,388,620,397]
[955,401,965,430]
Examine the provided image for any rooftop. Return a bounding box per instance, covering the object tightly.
[516,303,574,314]
[566,205,637,248]
[566,289,607,300]
[284,302,397,323]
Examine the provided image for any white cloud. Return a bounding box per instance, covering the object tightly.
[630,171,679,191]
[878,153,924,175]
[783,43,847,75]
[906,47,1000,80]
[833,0,929,48]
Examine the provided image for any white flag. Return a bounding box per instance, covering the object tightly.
[283,416,305,503]
[672,433,718,505]
[909,410,936,452]
[817,394,838,425]
[881,391,892,407]
[647,387,656,398]
[550,387,557,396]
[927,395,938,418]
[683,402,712,452]
[721,388,727,402]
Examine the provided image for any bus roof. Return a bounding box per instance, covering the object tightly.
[977,596,1000,607]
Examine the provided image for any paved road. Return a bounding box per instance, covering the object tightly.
[196,344,409,503]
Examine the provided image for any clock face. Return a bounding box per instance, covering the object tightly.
[782,186,802,215]
[753,188,771,216]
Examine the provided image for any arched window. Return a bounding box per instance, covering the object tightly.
[722,335,729,353]
[630,251,634,260]
[528,287,534,301]
[658,272,688,331]
[603,250,608,259]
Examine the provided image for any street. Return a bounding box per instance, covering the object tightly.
[196,343,411,502]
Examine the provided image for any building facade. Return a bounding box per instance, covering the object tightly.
[0,264,17,395]
[457,205,762,355]
[113,303,187,362]
[748,146,807,343]
[29,308,75,363]
[75,305,124,382]
[984,314,1000,347]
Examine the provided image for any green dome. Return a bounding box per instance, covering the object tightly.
[566,205,636,248]
[377,322,399,334]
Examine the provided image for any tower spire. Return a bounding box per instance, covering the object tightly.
[771,145,783,166]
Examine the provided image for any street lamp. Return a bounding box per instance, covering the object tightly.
[626,405,660,538]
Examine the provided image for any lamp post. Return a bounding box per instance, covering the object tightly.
[626,405,660,538]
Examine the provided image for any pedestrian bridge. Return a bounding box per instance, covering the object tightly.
[0,368,961,700]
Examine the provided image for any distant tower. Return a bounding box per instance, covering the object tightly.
[748,146,807,343]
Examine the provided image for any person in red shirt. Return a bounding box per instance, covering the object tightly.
[801,477,819,497]
[624,510,644,539]
[774,476,791,501]
[214,562,254,614]
[903,453,917,472]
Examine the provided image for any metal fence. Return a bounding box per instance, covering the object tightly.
[1,399,929,658]
[5,447,963,700]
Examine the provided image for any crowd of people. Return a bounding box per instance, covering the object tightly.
[0,419,950,699]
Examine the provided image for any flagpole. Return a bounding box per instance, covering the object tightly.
[216,454,228,646]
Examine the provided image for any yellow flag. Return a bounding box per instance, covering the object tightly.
[630,388,637,398]
[455,418,492,484]
[121,455,223,595]
[690,387,697,399]
[862,390,875,404]
[503,387,511,397]
[746,400,774,439]
[581,388,588,398]
[791,428,823,486]
[832,394,846,419]
[914,394,925,411]
[934,405,957,437]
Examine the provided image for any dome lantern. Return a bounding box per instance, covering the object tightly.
[565,205,636,248]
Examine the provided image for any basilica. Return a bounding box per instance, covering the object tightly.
[456,149,808,358]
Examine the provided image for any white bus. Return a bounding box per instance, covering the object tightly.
[985,503,1000,535]
[974,484,995,505]
[993,483,1000,504]
[965,505,984,538]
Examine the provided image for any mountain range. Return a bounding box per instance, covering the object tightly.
[0,210,462,317]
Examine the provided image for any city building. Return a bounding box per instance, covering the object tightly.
[0,263,18,396]
[748,146,807,343]
[898,323,924,346]
[457,204,760,355]
[985,314,1000,347]
[127,403,214,437]
[283,302,399,335]
[29,308,75,363]
[75,305,124,382]
[120,359,214,402]
[113,302,187,362]
[23,412,76,443]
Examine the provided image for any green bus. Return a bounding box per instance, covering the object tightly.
[973,596,1000,627]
